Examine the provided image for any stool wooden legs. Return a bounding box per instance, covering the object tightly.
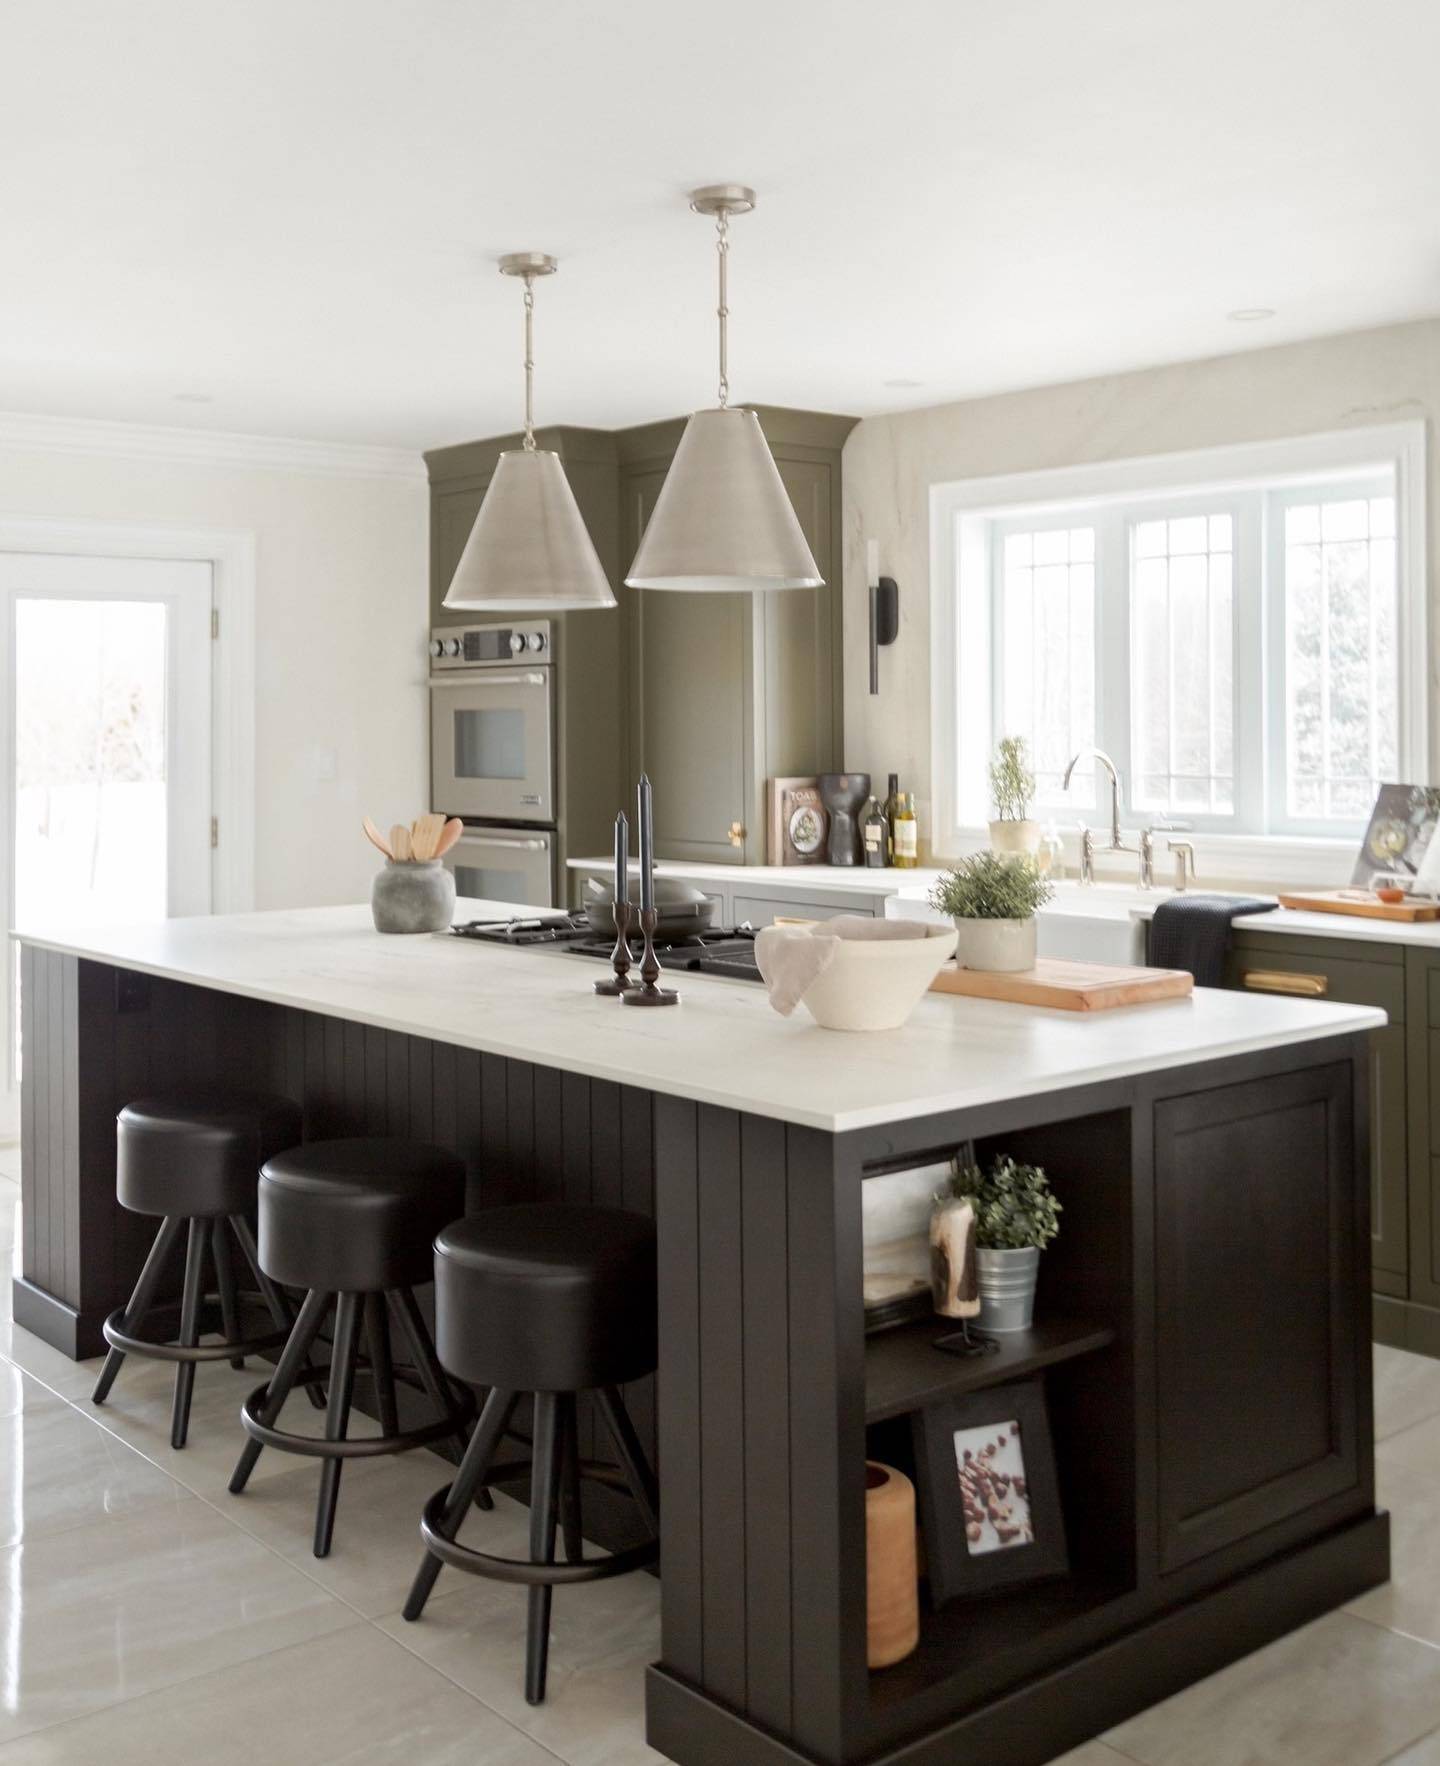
[314,1293,362,1557]
[526,1393,562,1705]
[171,1219,209,1448]
[403,1385,519,1621]
[558,1394,584,1565]
[91,1214,185,1405]
[228,1286,331,1494]
[596,1385,660,1534]
[366,1293,400,1437]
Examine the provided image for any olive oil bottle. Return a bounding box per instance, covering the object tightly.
[892,792,918,868]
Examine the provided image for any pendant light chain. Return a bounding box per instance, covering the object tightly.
[522,272,537,451]
[715,208,730,409]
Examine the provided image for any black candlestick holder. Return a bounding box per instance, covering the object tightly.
[621,906,679,1007]
[594,899,636,996]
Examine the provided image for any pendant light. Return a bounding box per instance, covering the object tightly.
[625,186,824,593]
[443,252,615,612]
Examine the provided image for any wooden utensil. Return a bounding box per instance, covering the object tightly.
[410,812,446,861]
[435,817,465,858]
[362,816,393,860]
[390,823,412,862]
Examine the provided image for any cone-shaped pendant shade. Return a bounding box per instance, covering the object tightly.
[625,407,824,592]
[443,447,616,612]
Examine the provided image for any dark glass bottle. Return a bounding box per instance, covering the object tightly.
[883,773,900,864]
[862,796,888,868]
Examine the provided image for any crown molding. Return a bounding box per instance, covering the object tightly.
[0,410,426,482]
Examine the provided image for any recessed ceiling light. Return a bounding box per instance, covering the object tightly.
[1226,308,1276,323]
[173,391,213,403]
[884,377,925,388]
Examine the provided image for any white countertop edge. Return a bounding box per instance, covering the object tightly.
[9,914,1383,1136]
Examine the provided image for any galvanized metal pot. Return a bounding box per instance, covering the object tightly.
[371,859,455,934]
[976,1246,1041,1332]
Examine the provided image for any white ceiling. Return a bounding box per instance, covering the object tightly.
[2,0,1437,450]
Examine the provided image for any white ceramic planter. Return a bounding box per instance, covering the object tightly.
[953,916,1037,972]
[988,819,1040,856]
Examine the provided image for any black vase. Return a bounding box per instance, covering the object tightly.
[818,772,871,866]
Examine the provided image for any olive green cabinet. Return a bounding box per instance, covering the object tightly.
[1218,926,1440,1358]
[619,408,854,866]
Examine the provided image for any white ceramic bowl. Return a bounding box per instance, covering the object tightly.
[799,922,958,1032]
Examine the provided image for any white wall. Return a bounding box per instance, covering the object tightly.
[842,317,1440,868]
[0,428,428,909]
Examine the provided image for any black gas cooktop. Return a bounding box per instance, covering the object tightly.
[450,913,763,982]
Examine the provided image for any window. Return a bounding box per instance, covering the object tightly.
[936,426,1423,851]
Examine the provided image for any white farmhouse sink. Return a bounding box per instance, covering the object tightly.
[887,881,1261,969]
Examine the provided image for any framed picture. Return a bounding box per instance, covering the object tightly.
[910,1379,1068,1605]
[862,1151,966,1332]
[1353,784,1440,889]
[767,776,828,866]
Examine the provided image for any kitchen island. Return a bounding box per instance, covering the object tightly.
[12,903,1390,1766]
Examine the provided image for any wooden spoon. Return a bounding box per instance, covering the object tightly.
[362,816,393,860]
[410,812,446,861]
[390,823,412,862]
[435,817,465,859]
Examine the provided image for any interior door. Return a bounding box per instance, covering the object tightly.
[0,554,213,1133]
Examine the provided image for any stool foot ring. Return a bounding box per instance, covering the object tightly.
[238,1368,476,1462]
[417,1478,659,1587]
[101,1304,290,1366]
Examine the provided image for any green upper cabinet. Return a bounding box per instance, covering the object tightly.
[619,407,854,865]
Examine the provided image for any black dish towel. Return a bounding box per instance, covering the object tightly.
[1148,893,1278,988]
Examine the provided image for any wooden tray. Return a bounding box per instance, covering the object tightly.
[1277,889,1440,923]
[929,957,1193,1012]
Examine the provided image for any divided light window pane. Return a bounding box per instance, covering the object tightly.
[1284,495,1397,821]
[1130,513,1235,817]
[998,527,1096,808]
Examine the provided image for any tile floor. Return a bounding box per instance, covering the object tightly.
[3,1137,1440,1763]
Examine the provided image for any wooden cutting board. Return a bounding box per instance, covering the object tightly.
[929,957,1194,1012]
[1277,889,1440,923]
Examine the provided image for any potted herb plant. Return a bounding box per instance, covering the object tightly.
[988,735,1040,856]
[942,1155,1062,1331]
[929,851,1052,972]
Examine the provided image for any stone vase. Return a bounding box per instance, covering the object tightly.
[371,859,455,934]
[953,916,1037,972]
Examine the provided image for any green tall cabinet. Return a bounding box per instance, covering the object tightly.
[426,406,855,876]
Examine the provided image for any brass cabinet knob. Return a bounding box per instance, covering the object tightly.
[728,821,745,847]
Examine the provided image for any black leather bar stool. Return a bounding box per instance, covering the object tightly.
[92,1090,304,1449]
[403,1204,660,1706]
[228,1137,479,1558]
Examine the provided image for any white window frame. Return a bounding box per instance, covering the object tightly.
[930,423,1427,878]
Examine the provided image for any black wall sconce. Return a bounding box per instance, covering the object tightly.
[867,540,899,695]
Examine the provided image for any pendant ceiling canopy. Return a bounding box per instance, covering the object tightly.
[625,186,823,594]
[444,252,615,613]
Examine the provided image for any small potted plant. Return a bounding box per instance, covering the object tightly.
[942,1155,1061,1332]
[988,736,1040,856]
[929,851,1052,972]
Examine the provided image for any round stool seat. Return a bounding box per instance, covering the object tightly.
[435,1205,657,1393]
[117,1090,303,1218]
[259,1138,466,1294]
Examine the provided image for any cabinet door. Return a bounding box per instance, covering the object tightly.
[623,465,755,865]
[1407,952,1440,1311]
[732,892,877,928]
[1228,934,1407,1289]
[1153,1063,1361,1575]
[762,456,840,778]
[431,478,488,626]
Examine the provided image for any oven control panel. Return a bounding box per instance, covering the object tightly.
[429,621,552,668]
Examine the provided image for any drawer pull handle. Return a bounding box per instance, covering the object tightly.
[1243,969,1329,997]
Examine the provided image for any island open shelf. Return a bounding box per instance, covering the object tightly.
[864,1314,1118,1423]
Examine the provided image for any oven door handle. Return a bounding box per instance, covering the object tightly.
[429,673,547,689]
[454,835,549,852]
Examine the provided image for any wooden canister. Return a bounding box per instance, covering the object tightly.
[865,1461,920,1668]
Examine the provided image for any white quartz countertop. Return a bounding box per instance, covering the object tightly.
[566,857,946,895]
[11,902,1384,1134]
[1133,900,1440,947]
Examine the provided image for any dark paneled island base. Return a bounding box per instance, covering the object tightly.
[17,946,1388,1766]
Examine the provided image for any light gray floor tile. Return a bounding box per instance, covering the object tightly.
[380,1550,665,1766]
[0,1363,61,1422]
[1048,1747,1139,1765]
[0,1623,555,1764]
[0,1496,357,1743]
[1347,1452,1440,1648]
[1385,1728,1440,1763]
[0,1394,187,1544]
[0,1326,106,1405]
[1103,1611,1440,1766]
[1378,1408,1440,1478]
[1376,1345,1440,1442]
[221,1447,533,1617]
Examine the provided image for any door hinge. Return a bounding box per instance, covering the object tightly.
[210,817,219,849]
[211,607,220,640]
